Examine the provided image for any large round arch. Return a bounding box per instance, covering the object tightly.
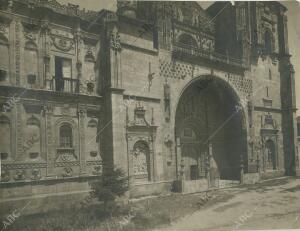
[175,75,248,181]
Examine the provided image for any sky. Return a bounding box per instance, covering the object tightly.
[57,0,300,115]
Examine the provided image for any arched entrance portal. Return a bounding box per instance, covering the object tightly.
[175,76,247,182]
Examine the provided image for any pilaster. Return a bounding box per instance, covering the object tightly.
[15,102,23,160]
[279,56,297,175]
[40,17,51,90]
[78,106,87,175]
[14,20,21,86]
[44,104,55,177]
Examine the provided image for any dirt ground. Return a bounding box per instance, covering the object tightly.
[3,177,300,231]
[154,177,300,231]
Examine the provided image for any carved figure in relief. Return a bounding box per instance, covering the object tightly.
[133,142,149,178]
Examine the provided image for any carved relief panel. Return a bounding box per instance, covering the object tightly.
[260,113,279,171]
[132,141,150,181]
[50,29,75,54]
[126,106,157,183]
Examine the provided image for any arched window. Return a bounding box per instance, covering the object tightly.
[59,124,73,148]
[132,141,150,182]
[264,30,272,54]
[0,115,11,160]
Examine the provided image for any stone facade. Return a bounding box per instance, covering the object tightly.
[0,0,298,206]
[296,116,300,174]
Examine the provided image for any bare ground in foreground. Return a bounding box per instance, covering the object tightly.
[155,177,300,231]
[2,177,300,231]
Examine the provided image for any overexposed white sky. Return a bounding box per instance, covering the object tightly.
[57,0,300,115]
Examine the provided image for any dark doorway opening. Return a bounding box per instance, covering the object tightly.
[175,76,247,181]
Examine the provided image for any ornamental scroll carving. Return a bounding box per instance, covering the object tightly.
[62,167,73,177]
[128,106,150,127]
[110,28,121,51]
[51,36,74,52]
[31,168,41,180]
[22,22,39,42]
[50,30,74,52]
[0,22,8,37]
[1,169,10,182]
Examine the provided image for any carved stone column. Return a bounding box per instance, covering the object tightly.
[109,27,122,88]
[164,83,171,122]
[175,137,181,180]
[126,135,134,187]
[44,104,55,177]
[78,107,87,175]
[150,134,156,181]
[74,26,83,94]
[15,102,23,160]
[14,20,21,86]
[41,19,51,90]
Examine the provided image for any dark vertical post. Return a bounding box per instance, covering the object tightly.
[240,153,244,184]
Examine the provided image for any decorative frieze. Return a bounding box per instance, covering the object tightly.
[2,163,47,170]
[55,148,77,162]
[86,160,102,166]
[227,73,253,96]
[159,59,192,80]
[55,162,80,167]
[160,59,252,97]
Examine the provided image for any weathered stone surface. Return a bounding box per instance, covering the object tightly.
[0,1,297,206]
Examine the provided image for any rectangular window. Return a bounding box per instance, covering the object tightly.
[55,57,72,79]
[62,59,71,78]
[55,57,72,92]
